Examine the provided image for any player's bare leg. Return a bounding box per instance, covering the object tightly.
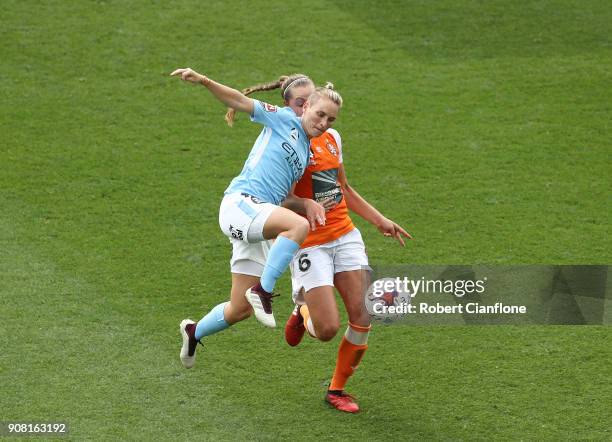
[225,273,259,323]
[285,286,338,346]
[303,286,340,341]
[335,269,371,328]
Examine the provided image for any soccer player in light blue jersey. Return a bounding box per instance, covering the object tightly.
[170,68,342,369]
[225,76,412,413]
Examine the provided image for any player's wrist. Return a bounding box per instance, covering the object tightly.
[373,215,387,228]
[199,75,211,86]
[304,198,318,213]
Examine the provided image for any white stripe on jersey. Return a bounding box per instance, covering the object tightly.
[327,128,343,163]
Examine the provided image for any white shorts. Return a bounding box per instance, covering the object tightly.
[229,238,274,277]
[290,228,369,304]
[218,192,277,276]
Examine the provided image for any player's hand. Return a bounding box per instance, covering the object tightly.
[170,67,207,85]
[304,199,326,231]
[376,217,412,247]
[320,197,338,212]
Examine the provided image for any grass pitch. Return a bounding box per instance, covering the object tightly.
[1,0,610,440]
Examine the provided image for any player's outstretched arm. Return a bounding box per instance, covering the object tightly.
[170,67,254,115]
[339,165,412,246]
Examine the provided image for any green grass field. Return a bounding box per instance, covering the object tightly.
[1,0,611,440]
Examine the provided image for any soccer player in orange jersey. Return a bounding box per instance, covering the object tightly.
[283,111,411,413]
[226,77,411,413]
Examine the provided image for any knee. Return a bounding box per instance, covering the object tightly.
[289,217,309,243]
[316,323,340,342]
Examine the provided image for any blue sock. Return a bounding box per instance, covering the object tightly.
[195,302,230,340]
[260,236,300,293]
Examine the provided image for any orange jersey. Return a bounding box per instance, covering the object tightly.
[294,129,354,248]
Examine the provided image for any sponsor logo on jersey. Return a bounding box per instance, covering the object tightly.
[326,141,338,156]
[281,142,305,180]
[312,169,343,204]
[263,102,278,112]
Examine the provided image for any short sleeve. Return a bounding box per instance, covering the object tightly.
[251,99,293,128]
[327,128,343,163]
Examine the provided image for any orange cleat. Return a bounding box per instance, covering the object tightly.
[284,305,305,346]
[325,391,359,413]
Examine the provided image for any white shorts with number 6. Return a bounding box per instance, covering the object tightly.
[290,228,369,304]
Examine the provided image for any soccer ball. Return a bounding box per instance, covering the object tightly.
[365,277,412,323]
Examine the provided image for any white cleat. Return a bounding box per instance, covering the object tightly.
[179,319,199,368]
[245,285,278,328]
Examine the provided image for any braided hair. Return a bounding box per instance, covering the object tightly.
[225,74,313,126]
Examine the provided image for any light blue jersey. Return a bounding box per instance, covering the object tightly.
[224,100,310,205]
